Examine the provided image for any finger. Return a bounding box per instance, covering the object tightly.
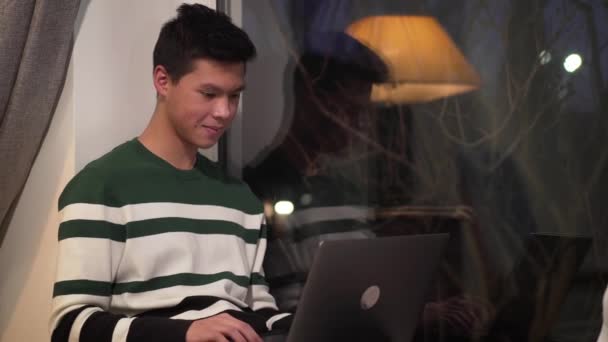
[453,308,476,324]
[446,315,466,334]
[221,315,262,342]
[465,296,495,316]
[221,328,247,342]
[458,315,476,332]
[214,334,230,342]
[446,311,474,331]
[235,323,261,342]
[209,319,246,342]
[447,301,478,318]
[232,320,262,342]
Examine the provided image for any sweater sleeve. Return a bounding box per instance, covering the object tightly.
[598,285,608,342]
[245,217,293,331]
[50,169,192,342]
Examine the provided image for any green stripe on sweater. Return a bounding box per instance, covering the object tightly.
[251,273,269,286]
[59,218,262,243]
[126,218,260,243]
[54,272,259,297]
[112,272,250,294]
[59,220,126,242]
[53,279,113,297]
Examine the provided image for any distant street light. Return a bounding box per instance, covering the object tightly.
[564,53,582,73]
[539,50,552,65]
[274,201,294,215]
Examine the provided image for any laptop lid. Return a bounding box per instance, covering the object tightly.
[286,233,450,342]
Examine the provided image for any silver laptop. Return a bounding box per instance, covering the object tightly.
[278,233,449,342]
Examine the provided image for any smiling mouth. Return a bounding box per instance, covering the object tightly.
[200,125,224,136]
[201,125,221,131]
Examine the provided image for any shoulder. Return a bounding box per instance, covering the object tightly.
[197,153,264,214]
[243,149,303,201]
[59,141,137,209]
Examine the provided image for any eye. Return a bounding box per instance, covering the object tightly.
[229,93,241,102]
[200,91,217,99]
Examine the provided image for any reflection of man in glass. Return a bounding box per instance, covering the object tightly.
[244,31,385,311]
[244,31,486,340]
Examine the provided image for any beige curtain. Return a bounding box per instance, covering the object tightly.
[0,0,80,244]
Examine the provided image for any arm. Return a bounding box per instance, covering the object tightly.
[599,285,608,342]
[50,172,191,342]
[244,218,293,331]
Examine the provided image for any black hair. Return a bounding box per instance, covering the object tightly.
[153,3,256,81]
[294,31,388,93]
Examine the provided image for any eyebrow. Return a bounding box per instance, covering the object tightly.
[199,84,246,93]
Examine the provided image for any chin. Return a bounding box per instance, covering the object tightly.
[195,143,215,150]
[194,139,218,150]
[187,132,222,150]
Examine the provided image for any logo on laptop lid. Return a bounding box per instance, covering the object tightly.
[361,285,381,310]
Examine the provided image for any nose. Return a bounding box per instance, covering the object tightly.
[212,96,232,121]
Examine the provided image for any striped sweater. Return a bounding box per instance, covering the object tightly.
[244,149,374,312]
[50,139,290,342]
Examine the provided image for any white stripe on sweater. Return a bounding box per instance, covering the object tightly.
[116,233,258,283]
[251,238,267,273]
[50,295,110,338]
[49,303,86,334]
[55,237,124,282]
[170,300,241,320]
[61,203,125,225]
[68,307,102,342]
[60,202,263,229]
[111,317,135,342]
[266,313,292,331]
[247,284,279,311]
[286,205,373,227]
[109,281,250,313]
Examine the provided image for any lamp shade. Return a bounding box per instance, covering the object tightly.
[346,16,481,104]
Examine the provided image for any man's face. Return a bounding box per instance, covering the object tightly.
[164,58,245,149]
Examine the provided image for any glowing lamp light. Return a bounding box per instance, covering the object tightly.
[563,54,582,73]
[274,201,294,215]
[346,16,482,104]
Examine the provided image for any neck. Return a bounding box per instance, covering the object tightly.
[139,103,198,170]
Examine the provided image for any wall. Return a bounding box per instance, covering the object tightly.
[0,1,215,340]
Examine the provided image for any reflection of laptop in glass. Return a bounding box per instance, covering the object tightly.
[486,233,591,341]
[272,234,449,342]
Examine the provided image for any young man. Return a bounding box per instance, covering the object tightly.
[243,31,388,312]
[50,4,290,342]
[244,31,490,341]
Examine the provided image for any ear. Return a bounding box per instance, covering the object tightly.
[153,65,172,97]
